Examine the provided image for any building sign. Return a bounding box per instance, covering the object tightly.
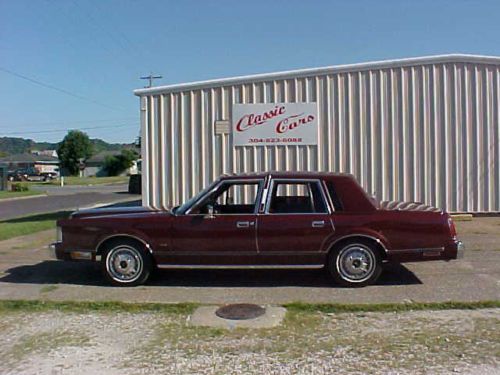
[232,102,318,146]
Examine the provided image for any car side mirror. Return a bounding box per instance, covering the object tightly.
[204,204,215,219]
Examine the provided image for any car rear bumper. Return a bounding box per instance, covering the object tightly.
[386,239,465,262]
[456,240,465,259]
[443,239,465,260]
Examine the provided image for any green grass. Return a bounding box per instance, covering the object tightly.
[34,175,128,186]
[39,285,59,294]
[0,190,44,200]
[0,300,199,314]
[0,299,497,315]
[0,211,71,241]
[6,330,91,363]
[284,300,500,313]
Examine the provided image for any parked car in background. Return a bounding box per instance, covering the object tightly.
[7,167,56,182]
[52,172,464,287]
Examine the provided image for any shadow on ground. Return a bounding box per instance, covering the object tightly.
[0,262,421,288]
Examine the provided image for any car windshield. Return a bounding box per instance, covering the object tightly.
[175,179,219,214]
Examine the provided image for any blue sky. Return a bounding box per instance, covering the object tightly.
[1,0,499,144]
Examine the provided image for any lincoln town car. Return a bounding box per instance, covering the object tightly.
[53,172,464,287]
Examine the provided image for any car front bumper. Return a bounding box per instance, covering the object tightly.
[49,241,65,260]
[49,242,95,261]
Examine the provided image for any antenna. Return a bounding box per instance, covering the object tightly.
[140,73,162,88]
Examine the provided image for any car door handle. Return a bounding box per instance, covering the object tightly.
[312,220,325,228]
[236,221,255,228]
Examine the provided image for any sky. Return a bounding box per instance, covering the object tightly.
[1,0,500,144]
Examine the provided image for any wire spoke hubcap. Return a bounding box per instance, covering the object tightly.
[106,246,143,282]
[337,245,376,282]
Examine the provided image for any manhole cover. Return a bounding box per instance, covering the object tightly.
[215,304,266,320]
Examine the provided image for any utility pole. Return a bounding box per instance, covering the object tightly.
[140,73,162,88]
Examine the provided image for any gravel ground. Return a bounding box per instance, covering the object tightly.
[0,308,498,375]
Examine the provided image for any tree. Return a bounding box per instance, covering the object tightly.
[103,149,139,176]
[57,130,93,176]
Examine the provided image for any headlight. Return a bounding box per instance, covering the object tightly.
[56,226,63,243]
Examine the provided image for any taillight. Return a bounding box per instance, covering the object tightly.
[448,216,457,239]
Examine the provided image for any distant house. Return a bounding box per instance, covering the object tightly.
[83,151,139,177]
[0,153,59,175]
[31,149,58,158]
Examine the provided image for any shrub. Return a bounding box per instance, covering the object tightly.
[11,183,29,192]
[103,149,139,176]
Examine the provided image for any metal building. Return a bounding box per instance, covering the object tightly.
[134,54,500,213]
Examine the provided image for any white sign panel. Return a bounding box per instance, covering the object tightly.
[232,102,318,146]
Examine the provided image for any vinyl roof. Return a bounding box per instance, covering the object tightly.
[134,54,500,96]
[218,171,355,180]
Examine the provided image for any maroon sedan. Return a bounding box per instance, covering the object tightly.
[53,172,464,287]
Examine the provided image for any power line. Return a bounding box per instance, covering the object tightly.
[71,0,132,56]
[69,0,149,77]
[0,67,124,111]
[2,124,138,136]
[0,117,138,129]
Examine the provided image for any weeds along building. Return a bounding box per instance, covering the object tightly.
[134,54,500,213]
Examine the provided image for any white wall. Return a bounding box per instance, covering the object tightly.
[137,55,500,212]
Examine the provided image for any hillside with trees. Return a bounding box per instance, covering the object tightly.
[0,136,135,156]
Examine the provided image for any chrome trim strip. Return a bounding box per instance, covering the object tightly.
[160,250,325,256]
[327,234,388,254]
[157,264,325,270]
[386,247,444,254]
[321,179,335,213]
[95,234,152,255]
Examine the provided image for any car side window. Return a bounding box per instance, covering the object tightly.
[268,181,328,214]
[190,181,261,215]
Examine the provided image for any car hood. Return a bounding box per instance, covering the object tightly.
[379,200,441,212]
[70,206,162,219]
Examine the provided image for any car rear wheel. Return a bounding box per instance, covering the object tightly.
[101,239,152,287]
[328,240,382,287]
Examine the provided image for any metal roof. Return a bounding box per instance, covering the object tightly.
[0,153,59,163]
[134,54,500,96]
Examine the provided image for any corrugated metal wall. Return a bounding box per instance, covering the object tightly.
[139,58,500,213]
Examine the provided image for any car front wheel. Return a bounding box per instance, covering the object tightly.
[328,240,382,287]
[102,240,152,286]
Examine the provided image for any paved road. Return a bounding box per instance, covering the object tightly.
[0,218,498,304]
[31,183,131,195]
[0,184,140,220]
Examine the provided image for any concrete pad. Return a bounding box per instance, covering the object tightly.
[188,305,286,329]
[0,217,499,305]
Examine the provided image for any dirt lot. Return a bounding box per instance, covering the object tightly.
[0,217,499,304]
[0,307,498,375]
